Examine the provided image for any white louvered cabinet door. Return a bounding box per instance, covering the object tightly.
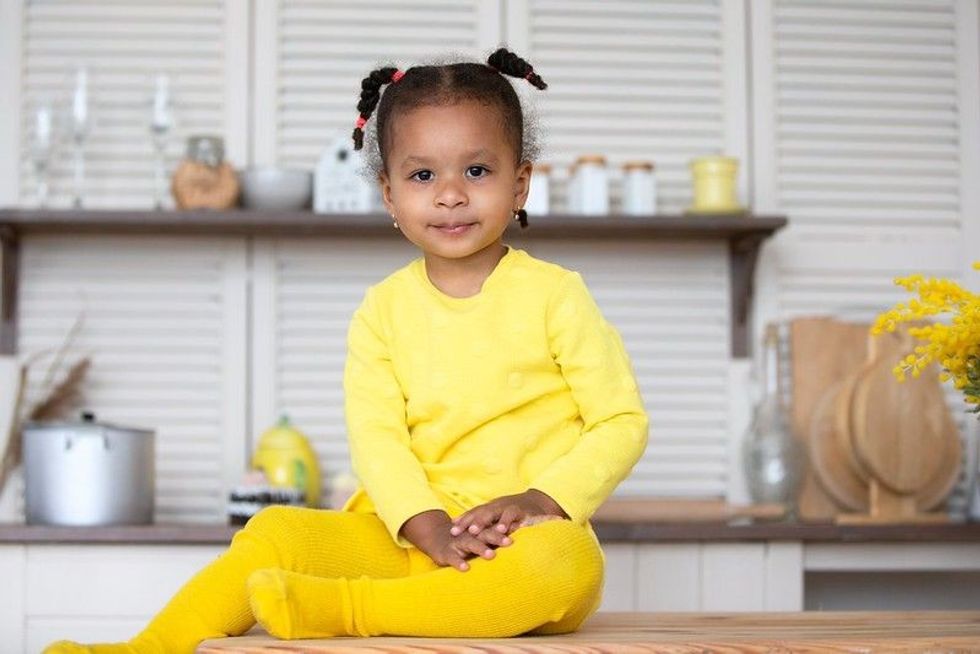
[255,0,502,168]
[505,0,750,214]
[16,235,248,523]
[749,0,980,516]
[251,238,419,504]
[529,241,731,498]
[16,0,248,208]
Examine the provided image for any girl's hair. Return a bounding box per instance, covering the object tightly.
[352,48,546,180]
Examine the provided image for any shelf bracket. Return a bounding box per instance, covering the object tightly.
[729,232,768,358]
[1,224,18,355]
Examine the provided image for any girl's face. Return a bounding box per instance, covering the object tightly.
[378,101,532,265]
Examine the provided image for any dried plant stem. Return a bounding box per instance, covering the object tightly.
[0,365,29,496]
[0,355,91,496]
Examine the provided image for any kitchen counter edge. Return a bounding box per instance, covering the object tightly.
[3,521,980,544]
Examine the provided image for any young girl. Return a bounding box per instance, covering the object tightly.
[46,47,648,653]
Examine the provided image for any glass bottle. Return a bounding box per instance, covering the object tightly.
[741,323,806,515]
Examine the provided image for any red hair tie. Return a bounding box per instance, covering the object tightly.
[354,70,404,131]
[524,70,534,81]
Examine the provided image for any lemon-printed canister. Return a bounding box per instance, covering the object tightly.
[252,414,321,507]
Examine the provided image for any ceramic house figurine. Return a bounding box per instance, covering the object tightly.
[314,135,382,213]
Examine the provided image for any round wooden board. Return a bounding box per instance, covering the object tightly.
[917,398,963,510]
[808,379,868,511]
[851,354,948,495]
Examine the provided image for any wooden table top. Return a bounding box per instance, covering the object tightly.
[197,611,980,652]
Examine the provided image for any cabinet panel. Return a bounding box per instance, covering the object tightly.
[598,543,636,611]
[0,545,26,653]
[636,544,700,611]
[701,543,766,611]
[26,545,224,616]
[764,542,803,611]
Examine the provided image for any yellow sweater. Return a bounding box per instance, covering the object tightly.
[342,245,649,547]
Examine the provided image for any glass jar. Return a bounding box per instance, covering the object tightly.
[187,135,225,167]
[622,161,657,215]
[524,163,551,216]
[742,323,806,515]
[568,154,608,215]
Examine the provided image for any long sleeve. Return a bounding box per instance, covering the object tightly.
[344,289,445,547]
[529,272,649,525]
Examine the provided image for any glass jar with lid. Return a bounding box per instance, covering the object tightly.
[621,160,657,215]
[524,162,551,216]
[568,154,608,215]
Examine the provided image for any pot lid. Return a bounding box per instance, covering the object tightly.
[23,411,154,435]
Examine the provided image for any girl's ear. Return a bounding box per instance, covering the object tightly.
[514,160,533,208]
[378,171,395,215]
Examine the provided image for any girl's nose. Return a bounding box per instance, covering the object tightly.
[435,178,468,208]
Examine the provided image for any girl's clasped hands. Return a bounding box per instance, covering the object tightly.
[403,489,568,572]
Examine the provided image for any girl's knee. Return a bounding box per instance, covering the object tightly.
[509,519,604,591]
[239,505,334,549]
[504,520,604,628]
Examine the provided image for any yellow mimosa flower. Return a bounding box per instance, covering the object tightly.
[873,263,980,416]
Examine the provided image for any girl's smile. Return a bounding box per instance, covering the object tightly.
[432,222,477,235]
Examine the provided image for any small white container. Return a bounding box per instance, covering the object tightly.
[568,155,609,215]
[622,161,657,215]
[524,163,551,215]
[314,135,382,213]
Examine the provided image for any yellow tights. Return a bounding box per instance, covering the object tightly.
[43,506,604,653]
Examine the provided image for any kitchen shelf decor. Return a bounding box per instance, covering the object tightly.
[0,209,786,358]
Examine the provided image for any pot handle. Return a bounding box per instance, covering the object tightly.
[62,435,110,450]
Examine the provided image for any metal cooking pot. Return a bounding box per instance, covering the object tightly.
[23,411,155,526]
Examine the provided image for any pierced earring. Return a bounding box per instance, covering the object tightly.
[392,215,399,229]
[514,208,528,228]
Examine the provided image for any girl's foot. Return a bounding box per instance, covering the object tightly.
[247,568,347,639]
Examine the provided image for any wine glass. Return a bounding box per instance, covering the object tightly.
[149,73,175,210]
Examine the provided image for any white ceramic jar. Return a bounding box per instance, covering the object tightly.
[524,163,551,215]
[568,155,609,215]
[622,161,657,215]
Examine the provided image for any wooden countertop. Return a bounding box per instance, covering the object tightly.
[2,520,980,544]
[196,611,980,653]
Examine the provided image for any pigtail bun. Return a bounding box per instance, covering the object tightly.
[487,48,547,90]
[352,66,401,150]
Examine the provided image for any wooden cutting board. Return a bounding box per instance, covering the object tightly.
[791,318,962,521]
[807,340,962,516]
[592,498,786,522]
[851,331,948,495]
[808,376,868,511]
[790,317,872,520]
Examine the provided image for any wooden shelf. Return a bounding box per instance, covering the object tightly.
[0,208,787,357]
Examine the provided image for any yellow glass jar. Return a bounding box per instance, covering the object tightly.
[688,156,743,213]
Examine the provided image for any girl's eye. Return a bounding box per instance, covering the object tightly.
[466,166,489,178]
[411,170,434,182]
